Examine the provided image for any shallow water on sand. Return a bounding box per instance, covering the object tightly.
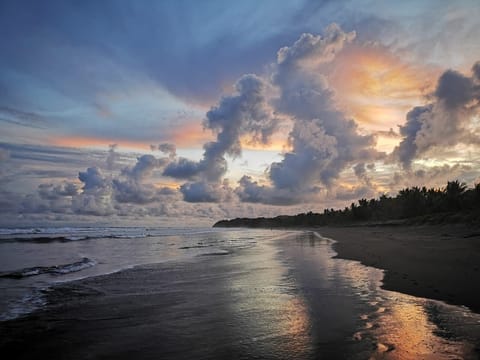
[1,229,479,359]
[280,232,480,359]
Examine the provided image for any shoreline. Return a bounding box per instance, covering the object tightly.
[317,224,480,314]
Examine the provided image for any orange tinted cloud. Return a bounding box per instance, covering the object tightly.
[51,136,152,151]
[168,121,213,148]
[329,44,441,131]
[50,121,214,151]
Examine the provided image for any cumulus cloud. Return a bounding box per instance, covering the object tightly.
[234,24,382,205]
[78,167,107,191]
[121,154,167,181]
[389,163,476,192]
[393,62,480,168]
[163,157,202,179]
[164,74,278,201]
[74,167,115,215]
[235,175,304,205]
[180,180,233,203]
[38,182,78,200]
[162,24,383,205]
[112,154,173,204]
[334,184,376,201]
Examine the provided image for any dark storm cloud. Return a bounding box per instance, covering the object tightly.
[393,61,480,168]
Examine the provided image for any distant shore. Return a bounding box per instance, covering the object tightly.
[317,224,480,313]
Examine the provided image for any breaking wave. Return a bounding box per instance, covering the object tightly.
[0,258,96,279]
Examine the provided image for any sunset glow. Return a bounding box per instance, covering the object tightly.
[0,0,479,223]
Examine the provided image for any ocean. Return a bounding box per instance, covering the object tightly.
[1,227,479,358]
[0,226,275,320]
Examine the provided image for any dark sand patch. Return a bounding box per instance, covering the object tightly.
[319,225,480,313]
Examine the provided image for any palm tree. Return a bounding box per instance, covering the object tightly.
[445,180,467,210]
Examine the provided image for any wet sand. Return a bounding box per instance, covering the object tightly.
[319,225,480,313]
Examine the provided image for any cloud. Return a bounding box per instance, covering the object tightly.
[163,157,203,180]
[38,182,78,200]
[235,175,304,205]
[473,61,480,81]
[393,61,480,168]
[393,105,432,168]
[165,24,384,205]
[78,167,107,191]
[180,180,233,203]
[260,24,382,201]
[20,182,79,215]
[0,148,9,162]
[389,163,476,192]
[112,180,166,204]
[158,143,176,158]
[334,184,376,201]
[276,24,356,70]
[434,69,479,109]
[74,166,115,215]
[0,106,48,129]
[121,154,167,182]
[112,154,174,204]
[106,144,118,170]
[164,74,278,197]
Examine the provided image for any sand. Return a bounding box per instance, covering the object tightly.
[319,224,480,313]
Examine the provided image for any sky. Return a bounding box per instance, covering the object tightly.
[0,0,479,226]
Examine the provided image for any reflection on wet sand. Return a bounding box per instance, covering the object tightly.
[224,238,312,358]
[362,296,478,360]
[309,231,480,360]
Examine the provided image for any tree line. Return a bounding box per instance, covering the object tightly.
[214,181,480,228]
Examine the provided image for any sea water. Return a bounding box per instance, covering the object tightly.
[0,226,275,320]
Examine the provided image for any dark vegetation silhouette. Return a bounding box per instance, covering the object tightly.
[214,181,480,228]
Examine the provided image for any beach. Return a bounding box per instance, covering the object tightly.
[319,224,480,314]
[1,228,479,359]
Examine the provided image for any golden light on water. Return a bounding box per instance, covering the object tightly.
[367,297,475,360]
